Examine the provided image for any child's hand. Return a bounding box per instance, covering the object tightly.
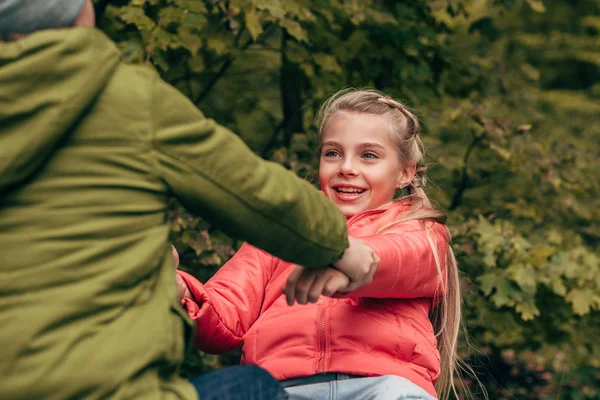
[172,245,192,304]
[282,265,350,306]
[332,236,380,290]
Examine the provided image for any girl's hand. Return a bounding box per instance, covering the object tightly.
[176,274,192,304]
[172,245,192,304]
[282,265,350,306]
[332,236,379,290]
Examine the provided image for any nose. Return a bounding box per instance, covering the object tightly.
[337,158,358,178]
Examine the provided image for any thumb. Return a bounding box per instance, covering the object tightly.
[322,273,350,297]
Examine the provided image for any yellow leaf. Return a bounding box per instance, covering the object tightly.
[207,38,229,55]
[530,245,557,267]
[516,301,540,321]
[188,54,205,73]
[179,27,203,55]
[281,19,308,42]
[526,0,546,13]
[566,289,594,315]
[245,9,264,41]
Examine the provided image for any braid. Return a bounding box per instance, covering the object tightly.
[377,96,420,138]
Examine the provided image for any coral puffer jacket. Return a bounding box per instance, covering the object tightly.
[178,201,449,397]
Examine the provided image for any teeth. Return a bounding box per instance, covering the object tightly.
[336,188,364,194]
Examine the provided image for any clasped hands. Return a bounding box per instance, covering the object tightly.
[281,236,379,306]
[175,237,379,307]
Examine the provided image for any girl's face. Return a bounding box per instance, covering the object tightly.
[319,113,414,218]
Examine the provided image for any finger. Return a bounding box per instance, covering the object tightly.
[306,272,329,303]
[171,245,179,268]
[340,282,360,292]
[323,273,350,297]
[283,266,304,306]
[176,274,190,302]
[294,270,318,305]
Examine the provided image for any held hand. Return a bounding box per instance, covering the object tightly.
[332,236,379,292]
[172,245,192,304]
[282,265,350,306]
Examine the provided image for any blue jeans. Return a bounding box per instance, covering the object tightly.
[190,365,288,400]
[281,373,437,400]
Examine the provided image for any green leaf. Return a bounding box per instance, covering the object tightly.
[489,143,512,161]
[188,54,205,73]
[366,9,398,25]
[507,263,537,293]
[492,278,514,308]
[313,53,342,73]
[181,230,212,256]
[179,26,203,55]
[207,37,229,55]
[478,272,498,296]
[251,0,285,19]
[530,245,557,267]
[115,5,156,32]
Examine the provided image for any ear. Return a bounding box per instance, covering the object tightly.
[396,163,416,188]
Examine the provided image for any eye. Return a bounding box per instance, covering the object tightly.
[324,150,340,158]
[362,152,378,159]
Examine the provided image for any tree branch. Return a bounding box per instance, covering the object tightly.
[448,133,484,211]
[261,119,286,158]
[194,23,277,105]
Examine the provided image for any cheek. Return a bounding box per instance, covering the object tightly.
[369,172,397,199]
[318,165,333,187]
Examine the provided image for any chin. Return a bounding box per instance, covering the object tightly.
[338,206,359,218]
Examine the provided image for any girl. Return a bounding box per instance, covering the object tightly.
[177,89,463,400]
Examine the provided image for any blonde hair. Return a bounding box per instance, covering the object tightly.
[316,88,477,400]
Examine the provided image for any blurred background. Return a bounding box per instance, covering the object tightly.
[94,1,599,398]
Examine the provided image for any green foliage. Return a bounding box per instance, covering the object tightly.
[95,0,600,398]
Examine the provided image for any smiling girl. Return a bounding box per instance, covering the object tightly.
[177,88,464,400]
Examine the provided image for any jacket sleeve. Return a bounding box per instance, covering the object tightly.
[149,77,348,268]
[177,243,274,353]
[344,221,449,299]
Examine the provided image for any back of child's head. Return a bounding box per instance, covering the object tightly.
[0,0,86,39]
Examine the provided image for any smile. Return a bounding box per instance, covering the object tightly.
[331,186,367,201]
[335,187,365,194]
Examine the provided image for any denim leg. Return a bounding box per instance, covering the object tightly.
[285,375,437,400]
[284,381,333,400]
[335,375,438,400]
[190,365,288,400]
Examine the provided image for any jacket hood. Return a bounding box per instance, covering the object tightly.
[0,27,120,194]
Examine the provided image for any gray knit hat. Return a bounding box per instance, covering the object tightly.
[0,0,87,38]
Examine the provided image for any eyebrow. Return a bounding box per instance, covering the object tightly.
[322,141,386,151]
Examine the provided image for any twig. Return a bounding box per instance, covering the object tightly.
[448,132,484,210]
[194,23,277,105]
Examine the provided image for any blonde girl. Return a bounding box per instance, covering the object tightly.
[177,88,464,400]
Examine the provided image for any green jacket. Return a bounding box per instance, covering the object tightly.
[0,27,347,400]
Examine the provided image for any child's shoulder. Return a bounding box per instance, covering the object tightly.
[375,201,448,236]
